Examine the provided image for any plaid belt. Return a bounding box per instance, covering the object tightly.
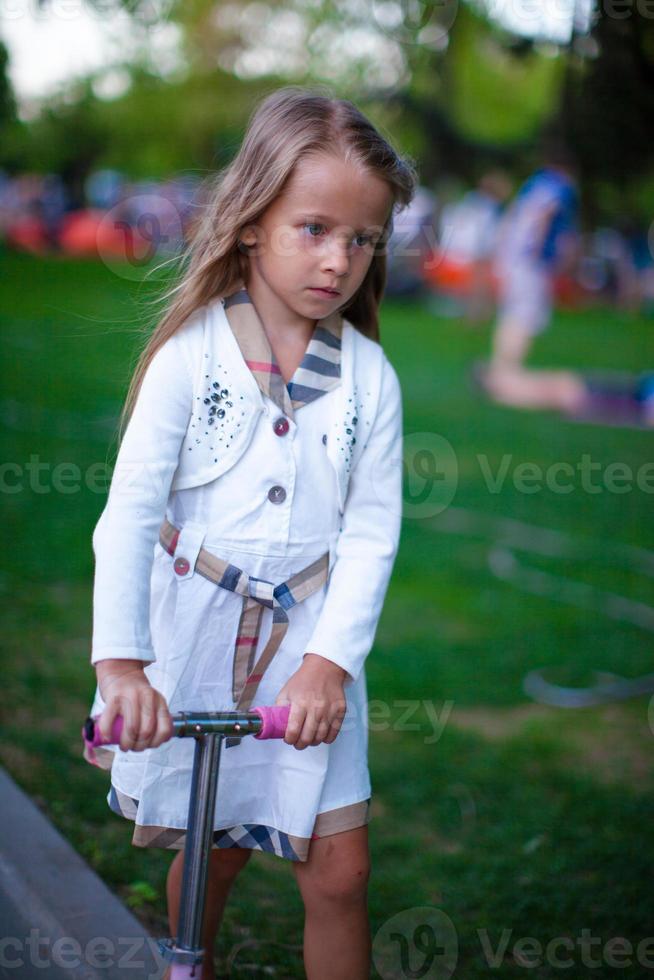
[159,518,330,748]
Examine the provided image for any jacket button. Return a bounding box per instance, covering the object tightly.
[174,557,190,575]
[273,416,289,436]
[267,485,286,504]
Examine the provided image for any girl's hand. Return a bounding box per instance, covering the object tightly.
[95,659,174,752]
[274,653,348,750]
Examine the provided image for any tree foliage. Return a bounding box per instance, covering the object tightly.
[2,0,653,219]
[563,3,654,184]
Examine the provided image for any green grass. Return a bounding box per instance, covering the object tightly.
[1,250,654,978]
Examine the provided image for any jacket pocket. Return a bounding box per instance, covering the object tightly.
[147,548,202,704]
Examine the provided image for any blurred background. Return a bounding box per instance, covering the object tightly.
[1,2,654,978]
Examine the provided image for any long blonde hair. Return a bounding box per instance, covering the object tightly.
[118,84,418,442]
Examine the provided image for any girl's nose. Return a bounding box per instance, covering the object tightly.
[322,240,350,276]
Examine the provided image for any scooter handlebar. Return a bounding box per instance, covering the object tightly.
[82,704,291,750]
[252,704,291,740]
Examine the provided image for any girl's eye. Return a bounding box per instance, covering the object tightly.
[303,223,372,248]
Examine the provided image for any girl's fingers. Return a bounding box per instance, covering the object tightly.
[298,710,325,749]
[152,703,174,747]
[284,699,345,748]
[324,714,344,744]
[119,698,140,751]
[310,720,331,746]
[121,692,153,750]
[316,706,346,745]
[98,703,118,743]
[134,697,157,747]
[284,703,307,746]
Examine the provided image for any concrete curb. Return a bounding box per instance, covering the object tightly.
[0,767,167,979]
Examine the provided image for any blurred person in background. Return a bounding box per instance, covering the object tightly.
[39,173,70,250]
[85,168,125,211]
[592,222,640,312]
[625,219,654,316]
[0,168,11,246]
[437,170,512,323]
[385,184,437,298]
[482,141,580,408]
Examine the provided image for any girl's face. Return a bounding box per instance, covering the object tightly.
[239,152,394,331]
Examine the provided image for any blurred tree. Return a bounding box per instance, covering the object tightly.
[81,66,268,176]
[18,82,106,206]
[7,66,272,183]
[0,38,24,173]
[0,39,15,126]
[3,0,653,221]
[562,3,654,189]
[444,5,564,145]
[381,4,565,185]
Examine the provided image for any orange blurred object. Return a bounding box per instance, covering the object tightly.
[5,218,49,254]
[424,250,499,296]
[59,209,127,257]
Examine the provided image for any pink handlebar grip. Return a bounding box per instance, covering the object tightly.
[84,714,124,749]
[82,706,290,758]
[252,704,291,740]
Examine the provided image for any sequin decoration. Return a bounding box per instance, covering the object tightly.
[185,364,240,458]
[336,386,361,474]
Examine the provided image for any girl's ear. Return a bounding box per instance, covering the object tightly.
[239,224,257,247]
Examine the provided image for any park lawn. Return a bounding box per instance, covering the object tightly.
[1,249,653,978]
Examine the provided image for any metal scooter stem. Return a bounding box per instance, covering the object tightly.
[159,728,229,980]
[157,731,227,976]
[155,710,289,976]
[161,713,267,970]
[82,705,290,977]
[180,733,222,967]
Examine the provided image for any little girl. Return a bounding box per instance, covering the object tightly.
[85,84,416,979]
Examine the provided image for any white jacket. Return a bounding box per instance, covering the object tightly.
[90,296,403,685]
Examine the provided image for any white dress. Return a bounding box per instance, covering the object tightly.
[92,374,371,862]
[86,289,403,862]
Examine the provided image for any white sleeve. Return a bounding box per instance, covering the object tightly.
[303,354,403,683]
[90,331,193,665]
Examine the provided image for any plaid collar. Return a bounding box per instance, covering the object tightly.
[222,285,342,421]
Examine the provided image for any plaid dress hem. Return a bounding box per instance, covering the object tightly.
[107,784,371,863]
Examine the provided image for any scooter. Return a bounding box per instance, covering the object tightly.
[82,704,291,979]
